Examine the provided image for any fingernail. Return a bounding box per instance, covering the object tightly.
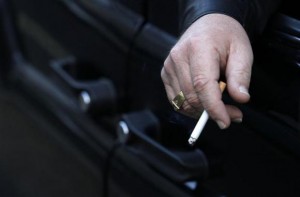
[216,120,227,129]
[239,86,250,96]
[233,118,243,123]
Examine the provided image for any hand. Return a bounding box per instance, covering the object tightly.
[161,14,253,129]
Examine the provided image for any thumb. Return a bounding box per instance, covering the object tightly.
[226,44,253,103]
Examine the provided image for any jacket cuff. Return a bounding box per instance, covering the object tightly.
[181,0,244,31]
[180,0,281,41]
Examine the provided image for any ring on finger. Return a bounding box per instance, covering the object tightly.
[171,91,185,111]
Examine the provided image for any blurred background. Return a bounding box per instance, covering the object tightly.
[0,0,299,197]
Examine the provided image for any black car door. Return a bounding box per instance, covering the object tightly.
[1,0,300,197]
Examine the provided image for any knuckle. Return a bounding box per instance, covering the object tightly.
[188,36,201,50]
[160,68,169,84]
[169,47,181,63]
[192,75,210,92]
[162,58,173,76]
[160,67,165,79]
[185,94,201,108]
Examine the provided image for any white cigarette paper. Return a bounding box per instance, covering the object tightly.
[188,81,226,145]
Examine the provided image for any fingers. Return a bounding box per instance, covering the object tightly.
[168,46,202,116]
[162,52,245,128]
[161,56,199,117]
[188,42,231,128]
[161,58,179,98]
[162,38,243,128]
[161,14,253,129]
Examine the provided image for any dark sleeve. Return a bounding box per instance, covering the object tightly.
[180,0,282,41]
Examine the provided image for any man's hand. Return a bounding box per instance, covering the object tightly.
[161,14,253,129]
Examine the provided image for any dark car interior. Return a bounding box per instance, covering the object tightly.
[0,0,299,196]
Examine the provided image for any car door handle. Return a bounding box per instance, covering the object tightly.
[50,56,117,115]
[117,110,209,183]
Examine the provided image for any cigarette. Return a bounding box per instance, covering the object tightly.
[188,81,226,146]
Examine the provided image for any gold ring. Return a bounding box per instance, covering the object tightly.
[171,91,185,111]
